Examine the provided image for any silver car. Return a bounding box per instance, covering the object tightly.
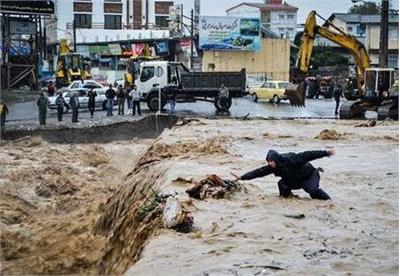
[48,88,108,113]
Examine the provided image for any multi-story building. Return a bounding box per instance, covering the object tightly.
[47,0,174,45]
[226,0,298,41]
[321,13,399,68]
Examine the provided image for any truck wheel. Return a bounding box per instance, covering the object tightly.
[271,95,280,104]
[147,92,166,112]
[324,93,332,99]
[253,94,258,102]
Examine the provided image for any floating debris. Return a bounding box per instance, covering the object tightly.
[186,174,243,200]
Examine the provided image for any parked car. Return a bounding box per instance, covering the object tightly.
[48,88,109,113]
[92,74,110,87]
[251,80,289,103]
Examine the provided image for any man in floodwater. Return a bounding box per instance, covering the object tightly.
[232,149,335,200]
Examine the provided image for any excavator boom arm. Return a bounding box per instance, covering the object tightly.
[297,11,371,77]
[287,11,371,107]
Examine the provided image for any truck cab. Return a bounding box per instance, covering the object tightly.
[137,61,180,98]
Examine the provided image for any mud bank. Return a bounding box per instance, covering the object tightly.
[1,114,178,143]
[1,118,398,275]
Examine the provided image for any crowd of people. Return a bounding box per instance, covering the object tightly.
[33,83,144,126]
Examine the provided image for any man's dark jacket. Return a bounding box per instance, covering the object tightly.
[241,150,329,184]
[105,88,116,99]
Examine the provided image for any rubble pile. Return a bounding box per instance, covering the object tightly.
[314,129,343,140]
[186,174,243,200]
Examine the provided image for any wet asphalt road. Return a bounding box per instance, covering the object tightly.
[5,96,375,126]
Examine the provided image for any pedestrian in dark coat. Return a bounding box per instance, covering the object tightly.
[55,92,66,122]
[69,92,79,123]
[232,149,335,200]
[87,89,97,117]
[117,85,126,115]
[334,84,343,116]
[37,93,49,125]
[105,84,116,116]
[0,100,9,126]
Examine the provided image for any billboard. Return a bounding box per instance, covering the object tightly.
[199,16,261,51]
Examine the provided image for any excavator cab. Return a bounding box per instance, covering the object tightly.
[56,53,84,88]
[64,54,83,82]
[364,68,395,101]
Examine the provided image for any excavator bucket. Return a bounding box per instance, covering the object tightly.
[285,82,306,107]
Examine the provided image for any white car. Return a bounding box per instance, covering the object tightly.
[58,80,113,94]
[48,88,108,112]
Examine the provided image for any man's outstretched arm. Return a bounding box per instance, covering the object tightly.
[239,165,273,181]
[291,149,335,165]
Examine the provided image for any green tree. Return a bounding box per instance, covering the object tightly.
[349,2,380,15]
[310,47,349,68]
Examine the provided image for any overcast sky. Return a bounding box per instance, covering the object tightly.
[175,0,388,24]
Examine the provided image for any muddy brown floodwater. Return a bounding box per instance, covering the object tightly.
[0,118,398,275]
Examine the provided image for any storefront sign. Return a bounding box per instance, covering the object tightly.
[109,44,122,55]
[0,1,54,15]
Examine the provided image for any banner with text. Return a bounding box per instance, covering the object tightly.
[199,16,260,51]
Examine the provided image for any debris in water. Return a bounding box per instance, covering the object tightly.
[314,129,342,140]
[186,174,243,200]
[355,119,377,127]
[284,213,306,219]
[162,197,193,233]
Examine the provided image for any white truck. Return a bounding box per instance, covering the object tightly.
[135,61,247,112]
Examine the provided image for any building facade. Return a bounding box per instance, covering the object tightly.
[46,0,174,45]
[321,13,399,68]
[226,0,298,41]
[203,38,290,81]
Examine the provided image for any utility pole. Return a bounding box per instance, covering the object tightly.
[190,9,194,70]
[73,19,77,52]
[379,0,389,67]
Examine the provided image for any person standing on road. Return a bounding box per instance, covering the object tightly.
[105,84,116,116]
[37,92,49,125]
[218,84,230,112]
[55,92,66,122]
[334,84,343,116]
[126,85,133,112]
[117,85,126,115]
[0,100,9,127]
[69,92,80,123]
[232,149,335,200]
[131,85,142,116]
[87,88,97,118]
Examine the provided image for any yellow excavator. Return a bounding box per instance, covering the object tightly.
[56,39,92,88]
[123,44,156,88]
[287,11,398,120]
